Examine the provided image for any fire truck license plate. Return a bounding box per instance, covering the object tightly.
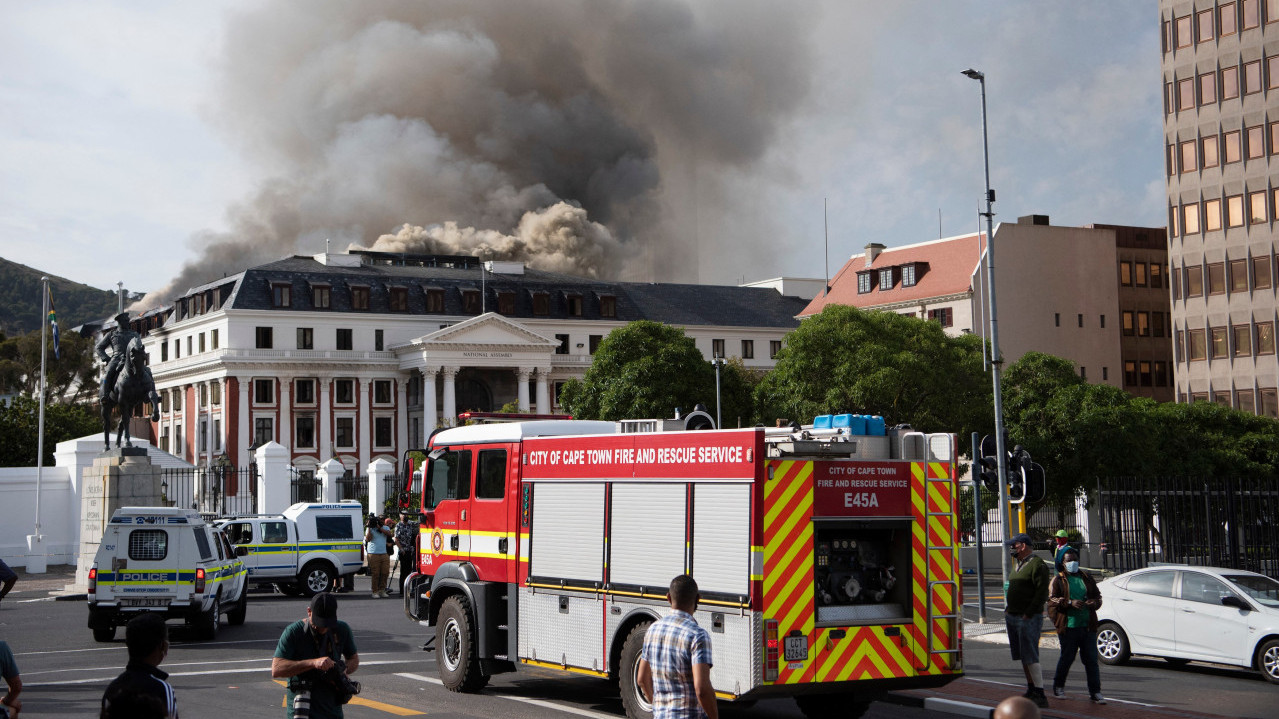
[784,635,809,661]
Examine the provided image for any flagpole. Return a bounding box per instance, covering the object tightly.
[30,277,50,572]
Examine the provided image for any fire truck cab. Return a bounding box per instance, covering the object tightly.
[403,416,962,719]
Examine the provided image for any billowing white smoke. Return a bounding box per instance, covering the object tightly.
[136,0,812,310]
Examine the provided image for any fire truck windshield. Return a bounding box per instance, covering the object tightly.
[425,449,472,509]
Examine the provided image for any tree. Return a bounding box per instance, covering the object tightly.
[560,321,716,421]
[754,305,992,442]
[712,357,761,429]
[0,328,99,402]
[0,395,100,467]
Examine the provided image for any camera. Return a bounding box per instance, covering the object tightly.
[322,658,361,704]
[367,514,382,530]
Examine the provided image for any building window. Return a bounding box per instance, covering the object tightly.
[1151,263,1163,289]
[1179,139,1197,172]
[1205,198,1223,231]
[375,380,392,404]
[1230,259,1249,292]
[1202,135,1220,167]
[1250,191,1268,225]
[199,384,208,407]
[254,379,274,404]
[1207,262,1226,294]
[599,295,617,318]
[555,334,569,355]
[1261,388,1278,418]
[712,339,726,358]
[1223,2,1239,34]
[1124,361,1138,386]
[1153,311,1166,337]
[173,339,180,359]
[1259,321,1276,354]
[1140,361,1153,387]
[1135,262,1148,287]
[1238,389,1256,414]
[566,294,583,317]
[336,328,353,350]
[296,379,315,404]
[1080,366,1086,380]
[531,292,549,316]
[351,286,369,310]
[161,342,168,362]
[371,329,381,352]
[902,264,918,287]
[1224,130,1242,163]
[1154,361,1168,387]
[1078,313,1085,328]
[1119,261,1133,286]
[186,336,192,356]
[770,340,782,359]
[1212,327,1229,358]
[160,427,169,453]
[1200,71,1218,104]
[879,268,895,290]
[461,289,481,314]
[1183,202,1201,234]
[1269,0,1279,23]
[335,379,354,404]
[494,290,515,315]
[1055,313,1061,327]
[1227,195,1245,227]
[211,382,221,406]
[1222,66,1240,100]
[1246,0,1262,28]
[589,334,602,354]
[211,329,219,350]
[1100,314,1106,328]
[425,288,445,313]
[1246,60,1264,94]
[255,327,273,349]
[1247,127,1265,162]
[335,418,354,449]
[857,273,873,294]
[254,417,273,445]
[198,333,206,353]
[172,390,182,411]
[1255,255,1273,289]
[1176,14,1193,47]
[1234,325,1253,356]
[1186,265,1204,297]
[742,340,754,359]
[296,416,315,449]
[1197,8,1215,41]
[1122,311,1135,336]
[375,417,392,448]
[272,283,292,308]
[297,327,313,350]
[927,308,953,327]
[1188,329,1208,361]
[1271,122,1279,155]
[1102,367,1109,381]
[389,287,408,312]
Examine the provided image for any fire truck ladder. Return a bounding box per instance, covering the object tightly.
[922,447,961,672]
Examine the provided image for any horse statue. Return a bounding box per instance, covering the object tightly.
[101,335,161,450]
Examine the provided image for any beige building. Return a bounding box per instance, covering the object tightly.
[1160,1,1279,417]
[805,216,1174,402]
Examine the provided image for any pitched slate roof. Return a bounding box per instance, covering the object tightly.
[189,253,806,328]
[800,233,985,316]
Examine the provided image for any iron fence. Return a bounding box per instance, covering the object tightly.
[1096,475,1279,577]
[160,466,256,517]
[291,471,322,505]
[959,486,1082,548]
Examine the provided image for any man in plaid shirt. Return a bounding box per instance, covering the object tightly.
[637,575,718,719]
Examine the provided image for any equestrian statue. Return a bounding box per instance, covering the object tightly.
[97,312,161,450]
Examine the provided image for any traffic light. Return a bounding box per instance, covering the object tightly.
[1007,445,1028,503]
[976,455,1001,493]
[1023,460,1046,504]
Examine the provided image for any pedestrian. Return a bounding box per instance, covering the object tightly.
[364,514,392,598]
[1003,532,1050,708]
[100,612,178,719]
[1052,529,1073,572]
[0,558,17,608]
[383,518,398,594]
[1048,549,1106,704]
[636,575,718,719]
[272,592,360,719]
[393,511,418,595]
[0,639,21,718]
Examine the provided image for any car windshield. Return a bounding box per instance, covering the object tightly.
[1223,574,1279,608]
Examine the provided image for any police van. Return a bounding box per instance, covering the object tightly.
[217,501,364,597]
[88,507,248,642]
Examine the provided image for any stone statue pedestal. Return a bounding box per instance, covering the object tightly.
[68,449,164,592]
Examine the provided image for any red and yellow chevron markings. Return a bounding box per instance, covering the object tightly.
[763,459,816,684]
[813,626,917,681]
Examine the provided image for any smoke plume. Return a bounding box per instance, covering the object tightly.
[137,0,812,309]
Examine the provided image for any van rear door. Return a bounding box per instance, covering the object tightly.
[115,525,182,608]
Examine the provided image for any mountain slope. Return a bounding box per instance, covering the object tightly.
[0,257,143,336]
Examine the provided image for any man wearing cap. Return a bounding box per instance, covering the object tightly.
[272,593,360,718]
[96,312,140,403]
[1004,533,1050,708]
[392,511,418,596]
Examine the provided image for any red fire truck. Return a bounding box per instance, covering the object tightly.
[402,416,962,718]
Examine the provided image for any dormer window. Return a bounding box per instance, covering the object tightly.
[879,268,896,291]
[272,283,292,308]
[497,290,516,315]
[902,264,917,287]
[531,291,550,316]
[312,284,331,309]
[461,288,481,314]
[425,287,445,313]
[857,272,873,294]
[599,294,617,318]
[389,286,408,312]
[565,292,583,317]
[350,286,370,310]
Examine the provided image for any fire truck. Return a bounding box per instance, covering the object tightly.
[402,414,962,718]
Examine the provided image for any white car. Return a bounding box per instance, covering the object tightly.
[1094,565,1279,683]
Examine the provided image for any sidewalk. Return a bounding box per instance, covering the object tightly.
[0,563,80,603]
[888,677,1238,719]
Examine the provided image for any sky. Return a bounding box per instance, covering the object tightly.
[0,1,1163,302]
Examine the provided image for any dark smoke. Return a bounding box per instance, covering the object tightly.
[137,0,813,309]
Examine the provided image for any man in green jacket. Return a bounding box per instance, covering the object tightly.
[1004,532,1050,708]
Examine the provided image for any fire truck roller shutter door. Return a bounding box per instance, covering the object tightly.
[691,483,751,596]
[610,484,685,588]
[528,482,605,584]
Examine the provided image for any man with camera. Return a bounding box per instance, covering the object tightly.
[272,593,360,718]
[365,513,393,599]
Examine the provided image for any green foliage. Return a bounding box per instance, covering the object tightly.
[497,399,522,414]
[0,395,100,466]
[754,305,992,442]
[0,329,100,401]
[0,256,133,336]
[560,321,716,421]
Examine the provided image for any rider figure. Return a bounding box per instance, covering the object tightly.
[97,312,140,401]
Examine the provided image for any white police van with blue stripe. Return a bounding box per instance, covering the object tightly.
[88,507,248,642]
[217,501,364,597]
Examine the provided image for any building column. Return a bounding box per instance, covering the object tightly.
[220,377,230,457]
[318,377,331,459]
[517,368,532,412]
[237,378,250,466]
[422,368,438,442]
[167,389,177,455]
[396,378,408,461]
[442,366,458,426]
[205,382,216,459]
[193,380,204,465]
[359,378,373,470]
[536,368,551,414]
[278,377,292,458]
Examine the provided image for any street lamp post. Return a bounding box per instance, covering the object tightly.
[962,68,1013,586]
[712,357,725,429]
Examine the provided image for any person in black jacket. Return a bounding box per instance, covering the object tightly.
[101,612,178,718]
[1047,549,1106,704]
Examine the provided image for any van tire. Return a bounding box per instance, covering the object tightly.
[199,594,221,640]
[619,621,654,719]
[276,582,303,597]
[93,626,116,643]
[298,562,336,597]
[227,588,248,626]
[437,595,489,692]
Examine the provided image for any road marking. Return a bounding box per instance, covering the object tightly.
[396,673,618,719]
[19,651,415,678]
[964,677,1158,707]
[272,679,426,715]
[24,659,423,687]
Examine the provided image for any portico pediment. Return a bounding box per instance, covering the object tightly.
[395,312,558,368]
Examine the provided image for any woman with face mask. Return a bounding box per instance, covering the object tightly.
[1046,549,1106,704]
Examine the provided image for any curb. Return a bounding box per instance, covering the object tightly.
[885,692,992,718]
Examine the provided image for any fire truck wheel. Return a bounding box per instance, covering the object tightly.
[619,621,654,719]
[794,693,873,719]
[437,595,489,692]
